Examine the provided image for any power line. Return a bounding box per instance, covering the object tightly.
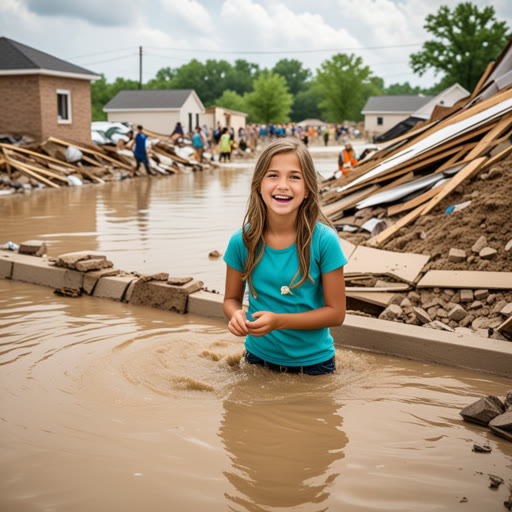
[81,52,138,66]
[145,42,423,55]
[66,47,136,60]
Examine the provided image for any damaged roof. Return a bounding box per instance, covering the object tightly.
[0,37,99,80]
[104,89,204,111]
[362,95,434,114]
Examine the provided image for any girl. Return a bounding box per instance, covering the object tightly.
[223,138,347,375]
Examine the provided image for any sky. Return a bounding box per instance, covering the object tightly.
[1,0,511,89]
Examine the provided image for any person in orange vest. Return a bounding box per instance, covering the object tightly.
[338,143,358,175]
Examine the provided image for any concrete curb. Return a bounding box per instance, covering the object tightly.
[2,250,512,378]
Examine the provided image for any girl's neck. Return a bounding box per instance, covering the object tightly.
[263,213,297,249]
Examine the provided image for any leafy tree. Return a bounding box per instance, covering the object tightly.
[316,53,380,122]
[215,90,247,113]
[90,75,139,121]
[167,59,210,103]
[225,59,260,96]
[384,81,424,95]
[410,2,511,91]
[272,59,311,96]
[146,66,176,89]
[244,71,293,124]
[290,83,323,122]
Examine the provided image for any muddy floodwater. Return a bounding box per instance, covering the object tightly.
[1,159,512,511]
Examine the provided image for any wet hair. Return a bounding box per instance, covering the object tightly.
[137,125,143,130]
[242,137,334,298]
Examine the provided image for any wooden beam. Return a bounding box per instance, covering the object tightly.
[468,61,495,102]
[421,157,487,215]
[0,143,80,169]
[9,160,60,188]
[387,181,449,217]
[48,137,134,171]
[481,144,512,170]
[5,154,68,183]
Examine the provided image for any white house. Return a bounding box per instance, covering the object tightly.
[103,89,205,135]
[199,106,247,139]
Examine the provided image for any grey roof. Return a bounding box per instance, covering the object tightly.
[104,89,198,110]
[0,37,98,78]
[362,95,434,114]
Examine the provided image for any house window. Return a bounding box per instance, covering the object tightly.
[188,113,192,133]
[57,90,71,123]
[196,113,199,129]
[377,116,383,126]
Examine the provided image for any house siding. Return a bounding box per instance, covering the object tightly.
[200,107,247,140]
[39,76,92,142]
[0,75,43,140]
[106,111,180,135]
[364,113,410,136]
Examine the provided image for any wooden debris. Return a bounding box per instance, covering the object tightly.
[417,271,512,290]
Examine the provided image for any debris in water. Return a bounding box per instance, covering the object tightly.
[488,474,504,489]
[54,287,82,298]
[472,444,492,453]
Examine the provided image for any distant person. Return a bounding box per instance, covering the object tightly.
[130,125,150,174]
[171,122,184,142]
[323,127,329,146]
[116,130,133,150]
[338,143,358,175]
[219,128,232,162]
[192,126,206,163]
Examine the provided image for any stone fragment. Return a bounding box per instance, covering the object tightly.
[448,305,467,322]
[208,250,222,258]
[445,301,458,311]
[489,475,504,489]
[493,300,507,314]
[474,289,489,300]
[490,425,512,442]
[436,308,448,319]
[472,317,491,329]
[379,304,403,321]
[18,240,47,256]
[54,287,82,298]
[467,255,475,264]
[407,291,420,304]
[56,251,107,269]
[505,391,512,411]
[167,276,194,286]
[82,269,121,295]
[400,297,412,308]
[472,444,492,453]
[413,307,431,324]
[500,303,512,317]
[75,258,113,272]
[460,289,474,303]
[480,247,497,260]
[138,272,169,282]
[472,236,487,254]
[486,294,496,305]
[423,299,439,309]
[459,314,475,327]
[443,289,455,296]
[448,248,466,262]
[460,396,504,426]
[427,306,439,318]
[489,411,512,432]
[427,320,454,332]
[455,327,474,337]
[389,294,403,306]
[433,287,441,294]
[488,167,502,179]
[468,301,483,310]
[505,239,512,252]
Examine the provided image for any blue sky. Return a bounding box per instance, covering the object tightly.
[1,0,510,88]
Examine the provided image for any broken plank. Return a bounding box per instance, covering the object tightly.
[344,245,429,284]
[387,181,448,217]
[323,185,379,217]
[417,270,512,290]
[5,155,68,183]
[497,315,512,335]
[421,157,487,215]
[339,237,357,260]
[345,285,410,293]
[481,143,512,169]
[0,143,80,170]
[10,161,60,188]
[346,291,396,307]
[468,61,495,101]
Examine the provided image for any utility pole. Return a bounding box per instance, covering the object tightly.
[139,46,142,89]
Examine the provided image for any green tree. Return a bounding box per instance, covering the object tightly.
[90,75,139,121]
[410,2,511,91]
[384,81,424,95]
[225,59,260,96]
[215,90,247,113]
[146,66,176,89]
[290,82,323,122]
[244,71,293,124]
[316,53,380,122]
[167,59,210,103]
[272,58,312,96]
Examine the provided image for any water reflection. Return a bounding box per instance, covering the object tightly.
[220,384,347,510]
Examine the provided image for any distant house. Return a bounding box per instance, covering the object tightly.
[103,89,205,135]
[361,95,433,136]
[199,106,247,139]
[0,37,100,143]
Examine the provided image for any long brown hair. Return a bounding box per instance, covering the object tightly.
[242,137,334,298]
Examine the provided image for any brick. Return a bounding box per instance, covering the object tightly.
[93,275,136,301]
[12,256,83,289]
[0,253,14,278]
[129,279,203,313]
[188,290,226,319]
[18,240,47,256]
[448,305,467,322]
[448,248,466,262]
[501,303,512,317]
[460,289,474,303]
[474,289,489,300]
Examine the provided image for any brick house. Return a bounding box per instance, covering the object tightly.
[0,37,99,143]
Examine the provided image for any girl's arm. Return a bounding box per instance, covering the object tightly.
[247,267,346,337]
[223,265,249,337]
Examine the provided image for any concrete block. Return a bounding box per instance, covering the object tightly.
[56,251,107,269]
[474,289,489,300]
[123,279,137,303]
[480,247,497,260]
[188,290,226,319]
[82,269,121,295]
[448,248,466,262]
[93,275,136,301]
[489,411,512,432]
[12,255,83,289]
[449,305,467,321]
[460,289,474,303]
[500,303,512,317]
[19,240,47,256]
[0,253,14,278]
[75,258,113,272]
[129,279,203,313]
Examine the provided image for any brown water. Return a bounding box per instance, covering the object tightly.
[1,162,512,511]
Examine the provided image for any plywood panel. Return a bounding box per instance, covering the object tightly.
[417,271,512,289]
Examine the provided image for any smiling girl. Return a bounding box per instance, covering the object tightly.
[223,138,347,375]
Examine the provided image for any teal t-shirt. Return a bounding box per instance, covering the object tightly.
[223,222,348,366]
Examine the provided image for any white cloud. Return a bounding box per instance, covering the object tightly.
[161,0,213,35]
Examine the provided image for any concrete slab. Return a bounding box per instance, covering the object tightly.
[0,253,14,278]
[93,275,137,301]
[331,315,512,378]
[82,269,121,295]
[12,254,83,290]
[129,279,203,313]
[188,290,225,319]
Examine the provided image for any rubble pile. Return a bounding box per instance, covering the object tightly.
[0,132,207,194]
[321,39,512,341]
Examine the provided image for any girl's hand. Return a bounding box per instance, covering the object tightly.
[228,309,249,337]
[246,311,280,337]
